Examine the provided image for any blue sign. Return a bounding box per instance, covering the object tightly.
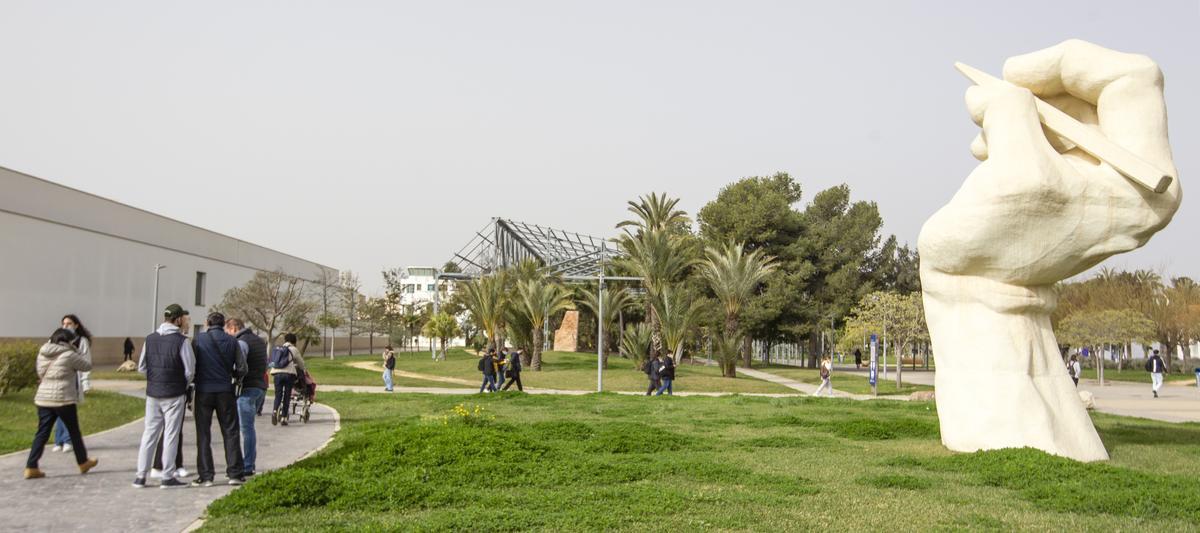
[868,334,878,386]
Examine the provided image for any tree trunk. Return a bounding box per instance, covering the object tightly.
[806,333,820,369]
[649,307,664,358]
[531,326,544,371]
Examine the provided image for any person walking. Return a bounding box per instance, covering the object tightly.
[51,315,92,454]
[643,356,660,396]
[812,356,834,397]
[123,337,136,362]
[478,349,497,393]
[132,304,194,489]
[382,345,396,392]
[191,312,247,487]
[501,349,524,391]
[854,348,863,369]
[1067,354,1082,387]
[226,318,267,477]
[269,333,306,426]
[24,328,99,479]
[495,349,508,391]
[1147,349,1167,398]
[655,353,676,396]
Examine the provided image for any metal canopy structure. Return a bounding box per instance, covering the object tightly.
[445,217,621,279]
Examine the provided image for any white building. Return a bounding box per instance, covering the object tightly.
[0,165,366,363]
[395,266,454,308]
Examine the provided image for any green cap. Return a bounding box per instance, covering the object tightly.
[164,304,189,320]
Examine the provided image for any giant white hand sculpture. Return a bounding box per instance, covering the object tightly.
[918,40,1181,462]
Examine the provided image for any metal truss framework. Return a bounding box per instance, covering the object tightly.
[445,218,621,279]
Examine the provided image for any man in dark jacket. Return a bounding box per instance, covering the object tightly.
[479,349,497,393]
[655,354,676,396]
[226,318,266,477]
[191,312,247,486]
[501,349,524,391]
[1147,349,1167,398]
[644,356,660,396]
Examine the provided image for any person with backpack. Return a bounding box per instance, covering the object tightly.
[812,356,834,397]
[132,304,193,488]
[655,353,676,396]
[1067,354,1082,387]
[226,318,267,477]
[501,349,524,391]
[269,333,306,425]
[191,312,248,487]
[1146,349,1167,398]
[478,349,497,393]
[643,356,660,396]
[382,345,396,392]
[24,328,98,480]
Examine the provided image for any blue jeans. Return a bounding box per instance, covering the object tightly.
[656,378,673,396]
[383,368,394,391]
[54,418,71,446]
[237,388,265,474]
[480,374,496,393]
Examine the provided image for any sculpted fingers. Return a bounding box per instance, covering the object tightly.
[964,83,1057,166]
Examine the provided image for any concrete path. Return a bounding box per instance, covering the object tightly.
[0,384,339,533]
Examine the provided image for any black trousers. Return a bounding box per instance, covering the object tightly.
[194,391,244,481]
[274,373,296,417]
[501,373,523,391]
[646,379,660,396]
[27,404,87,468]
[154,422,185,470]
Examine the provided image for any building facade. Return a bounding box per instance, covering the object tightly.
[0,165,365,364]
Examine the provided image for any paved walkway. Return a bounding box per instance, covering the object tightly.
[0,384,339,533]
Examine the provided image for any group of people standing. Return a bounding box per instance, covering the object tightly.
[642,353,676,395]
[478,347,524,392]
[22,304,307,489]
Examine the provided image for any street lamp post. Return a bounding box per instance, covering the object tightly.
[152,264,166,330]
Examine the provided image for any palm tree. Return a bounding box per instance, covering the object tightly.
[620,323,653,371]
[422,312,461,361]
[460,275,507,352]
[699,241,776,375]
[617,192,690,234]
[579,286,634,368]
[517,279,573,371]
[615,229,695,357]
[653,287,704,362]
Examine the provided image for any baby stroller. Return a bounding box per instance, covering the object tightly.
[274,370,317,424]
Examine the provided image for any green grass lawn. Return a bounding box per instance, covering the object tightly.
[763,365,933,396]
[1076,366,1199,385]
[339,348,794,394]
[200,392,1200,531]
[0,389,145,454]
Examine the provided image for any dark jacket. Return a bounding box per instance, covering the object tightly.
[1148,355,1166,373]
[643,359,660,380]
[237,329,269,391]
[123,338,135,355]
[144,331,189,398]
[481,354,496,376]
[658,356,675,380]
[193,327,247,394]
[507,353,521,374]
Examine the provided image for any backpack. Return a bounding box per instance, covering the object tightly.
[820,363,830,379]
[270,345,292,369]
[478,357,487,372]
[1145,358,1155,372]
[1066,362,1076,378]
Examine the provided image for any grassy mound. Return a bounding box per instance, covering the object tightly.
[201,393,1200,531]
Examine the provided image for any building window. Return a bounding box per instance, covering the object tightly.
[427,284,435,291]
[195,272,207,306]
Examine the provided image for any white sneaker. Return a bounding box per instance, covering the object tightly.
[61,444,73,453]
[175,468,192,479]
[150,469,164,480]
[51,445,62,452]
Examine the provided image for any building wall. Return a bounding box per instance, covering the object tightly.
[0,165,338,361]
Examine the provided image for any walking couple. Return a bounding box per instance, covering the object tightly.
[643,353,676,396]
[479,347,523,392]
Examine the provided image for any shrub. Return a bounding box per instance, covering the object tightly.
[0,341,39,396]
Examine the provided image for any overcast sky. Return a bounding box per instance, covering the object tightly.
[1,1,1196,293]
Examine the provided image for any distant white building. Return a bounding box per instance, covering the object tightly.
[394,266,464,349]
